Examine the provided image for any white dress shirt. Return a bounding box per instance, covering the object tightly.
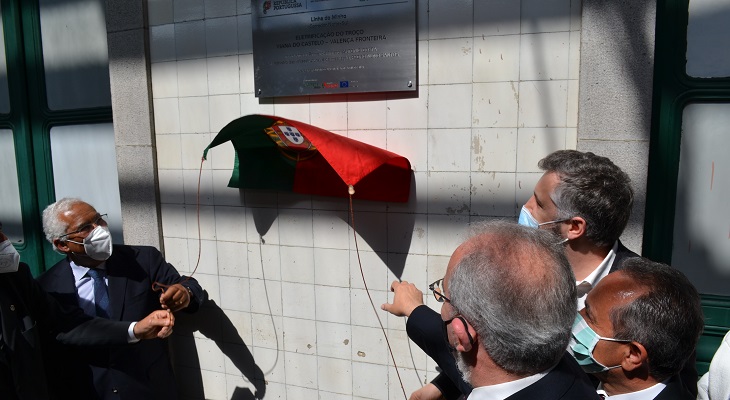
[577,241,618,310]
[466,368,551,400]
[597,381,667,399]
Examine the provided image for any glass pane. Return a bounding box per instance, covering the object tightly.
[0,129,24,243]
[50,123,123,243]
[39,0,111,110]
[0,0,11,114]
[686,0,730,78]
[672,103,730,295]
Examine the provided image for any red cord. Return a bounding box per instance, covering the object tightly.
[349,189,407,400]
[153,157,204,292]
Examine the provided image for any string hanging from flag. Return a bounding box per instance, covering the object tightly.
[204,114,413,399]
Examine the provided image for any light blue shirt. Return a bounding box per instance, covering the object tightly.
[69,261,139,343]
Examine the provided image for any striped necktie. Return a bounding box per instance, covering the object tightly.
[87,268,111,318]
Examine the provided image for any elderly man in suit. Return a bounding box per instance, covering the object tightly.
[37,198,204,400]
[435,221,599,400]
[0,225,174,399]
[569,257,703,400]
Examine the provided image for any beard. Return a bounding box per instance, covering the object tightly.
[546,220,563,237]
[454,350,473,385]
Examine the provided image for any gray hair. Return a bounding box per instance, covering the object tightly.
[539,150,633,247]
[611,258,703,382]
[448,221,577,376]
[42,197,85,244]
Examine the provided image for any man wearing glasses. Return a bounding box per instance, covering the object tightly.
[36,198,205,400]
[424,221,598,399]
[0,222,174,399]
[382,150,642,399]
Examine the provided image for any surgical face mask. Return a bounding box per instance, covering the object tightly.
[0,239,20,273]
[568,314,630,373]
[517,206,569,229]
[68,225,113,261]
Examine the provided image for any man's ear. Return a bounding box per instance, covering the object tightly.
[451,318,477,353]
[621,341,648,372]
[53,238,70,253]
[566,216,587,240]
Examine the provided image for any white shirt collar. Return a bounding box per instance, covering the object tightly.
[69,260,107,282]
[597,381,667,399]
[466,368,552,400]
[577,241,618,310]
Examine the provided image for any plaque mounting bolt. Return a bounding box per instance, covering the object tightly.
[407,81,413,88]
[257,89,262,95]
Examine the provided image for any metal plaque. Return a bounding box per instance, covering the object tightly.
[252,0,417,97]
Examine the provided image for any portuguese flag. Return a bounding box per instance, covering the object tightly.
[203,115,412,202]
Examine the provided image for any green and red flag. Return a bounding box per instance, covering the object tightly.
[203,115,412,202]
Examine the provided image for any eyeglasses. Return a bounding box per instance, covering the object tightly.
[59,213,108,240]
[429,278,451,303]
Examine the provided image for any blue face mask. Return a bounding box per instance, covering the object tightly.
[517,206,568,229]
[568,314,630,374]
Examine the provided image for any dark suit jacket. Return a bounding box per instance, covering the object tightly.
[406,304,472,398]
[412,240,641,400]
[609,240,640,272]
[504,354,600,400]
[37,245,204,400]
[655,374,694,400]
[0,263,130,400]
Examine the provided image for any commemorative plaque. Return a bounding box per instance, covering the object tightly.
[252,0,417,97]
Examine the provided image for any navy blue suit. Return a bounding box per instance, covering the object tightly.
[37,245,204,400]
[505,354,600,400]
[654,375,695,400]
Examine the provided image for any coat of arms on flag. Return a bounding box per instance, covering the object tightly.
[265,122,317,160]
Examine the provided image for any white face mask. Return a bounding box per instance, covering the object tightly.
[0,239,20,273]
[68,225,113,261]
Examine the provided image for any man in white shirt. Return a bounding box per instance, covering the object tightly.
[438,221,599,400]
[569,257,703,400]
[517,150,637,309]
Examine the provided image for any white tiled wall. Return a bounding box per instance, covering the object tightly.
[147,0,581,398]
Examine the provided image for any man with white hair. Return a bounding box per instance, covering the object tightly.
[38,198,204,400]
[0,223,174,399]
[435,221,598,399]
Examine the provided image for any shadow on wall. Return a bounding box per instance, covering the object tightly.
[170,296,267,400]
[238,171,417,279]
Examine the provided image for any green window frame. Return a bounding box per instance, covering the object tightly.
[645,0,730,373]
[1,0,112,274]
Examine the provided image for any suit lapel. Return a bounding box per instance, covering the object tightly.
[54,259,78,295]
[610,240,640,273]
